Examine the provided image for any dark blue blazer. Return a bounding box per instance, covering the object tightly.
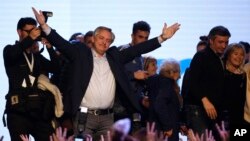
[46,29,162,115]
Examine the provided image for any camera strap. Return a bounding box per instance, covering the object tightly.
[23,52,36,87]
[77,112,87,133]
[23,52,34,73]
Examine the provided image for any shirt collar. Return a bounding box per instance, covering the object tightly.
[91,48,106,58]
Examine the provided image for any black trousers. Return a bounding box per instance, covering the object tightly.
[184,105,226,141]
[7,112,54,141]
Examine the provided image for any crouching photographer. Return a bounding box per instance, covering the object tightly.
[3,16,62,141]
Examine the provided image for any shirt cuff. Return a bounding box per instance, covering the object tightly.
[43,27,51,35]
[41,24,51,35]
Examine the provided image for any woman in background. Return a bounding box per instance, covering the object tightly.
[143,56,158,77]
[147,58,182,141]
[223,43,247,130]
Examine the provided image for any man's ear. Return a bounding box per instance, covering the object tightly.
[17,29,22,37]
[209,38,213,45]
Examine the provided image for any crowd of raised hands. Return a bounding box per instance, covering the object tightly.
[186,121,230,141]
[1,120,229,141]
[17,121,168,141]
[19,127,75,141]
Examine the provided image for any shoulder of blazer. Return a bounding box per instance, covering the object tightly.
[106,46,120,56]
[193,47,218,64]
[71,43,92,57]
[108,46,119,52]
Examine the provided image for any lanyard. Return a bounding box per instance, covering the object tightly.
[23,52,34,73]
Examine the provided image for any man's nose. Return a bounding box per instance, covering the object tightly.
[103,41,108,47]
[103,40,111,46]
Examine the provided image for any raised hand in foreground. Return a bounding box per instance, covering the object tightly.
[20,134,31,141]
[50,127,74,141]
[146,122,168,141]
[215,121,230,141]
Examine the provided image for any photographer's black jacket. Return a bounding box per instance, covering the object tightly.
[3,36,59,96]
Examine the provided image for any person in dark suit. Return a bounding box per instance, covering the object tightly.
[184,26,231,140]
[3,17,59,141]
[32,7,180,139]
[147,59,182,141]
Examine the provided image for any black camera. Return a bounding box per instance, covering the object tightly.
[36,11,53,41]
[42,11,53,22]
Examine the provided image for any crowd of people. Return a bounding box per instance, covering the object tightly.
[2,7,250,141]
[15,119,229,141]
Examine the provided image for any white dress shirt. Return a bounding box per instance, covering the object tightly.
[80,49,116,109]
